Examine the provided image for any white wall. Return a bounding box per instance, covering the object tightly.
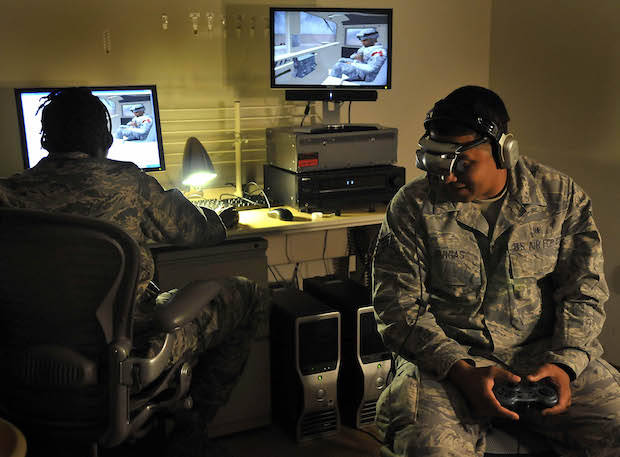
[490,0,620,364]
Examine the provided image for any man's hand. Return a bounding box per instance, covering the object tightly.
[448,360,521,420]
[526,363,571,416]
[354,54,364,61]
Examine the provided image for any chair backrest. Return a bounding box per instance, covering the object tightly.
[0,207,141,444]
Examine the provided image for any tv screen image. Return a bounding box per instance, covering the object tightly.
[270,8,392,89]
[15,85,166,172]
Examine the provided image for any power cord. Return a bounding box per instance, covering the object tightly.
[300,101,311,127]
[322,230,329,275]
[185,193,204,199]
[243,181,272,209]
[268,265,287,284]
[272,265,287,284]
[292,262,303,289]
[349,227,380,287]
[348,101,352,123]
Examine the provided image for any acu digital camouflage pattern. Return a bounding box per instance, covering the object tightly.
[376,356,620,457]
[0,152,269,424]
[373,156,620,456]
[0,152,226,314]
[140,276,270,422]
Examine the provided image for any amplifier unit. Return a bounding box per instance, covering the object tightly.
[266,125,397,172]
[303,277,392,429]
[264,164,405,213]
[270,287,341,442]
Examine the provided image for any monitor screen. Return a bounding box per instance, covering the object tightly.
[298,317,339,375]
[360,311,390,363]
[270,8,392,89]
[15,85,166,172]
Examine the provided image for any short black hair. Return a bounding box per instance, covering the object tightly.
[38,87,112,157]
[426,85,510,137]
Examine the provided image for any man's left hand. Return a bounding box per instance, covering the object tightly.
[526,363,571,416]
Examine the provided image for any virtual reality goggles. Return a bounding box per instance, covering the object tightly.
[415,134,489,179]
[356,28,379,40]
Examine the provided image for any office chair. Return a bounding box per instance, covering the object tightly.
[0,207,220,456]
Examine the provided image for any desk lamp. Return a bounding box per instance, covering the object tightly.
[182,136,217,188]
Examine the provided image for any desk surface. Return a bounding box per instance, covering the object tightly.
[227,205,385,240]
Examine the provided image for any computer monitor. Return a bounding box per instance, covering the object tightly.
[270,8,392,91]
[15,85,166,172]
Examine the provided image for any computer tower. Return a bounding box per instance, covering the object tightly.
[303,277,392,429]
[270,287,341,441]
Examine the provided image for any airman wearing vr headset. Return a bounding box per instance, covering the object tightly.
[373,86,620,456]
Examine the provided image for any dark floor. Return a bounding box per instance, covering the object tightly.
[216,424,383,457]
[25,423,383,457]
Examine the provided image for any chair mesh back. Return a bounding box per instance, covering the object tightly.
[1,226,120,356]
[0,208,140,439]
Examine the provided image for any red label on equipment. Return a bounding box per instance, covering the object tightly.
[298,158,319,167]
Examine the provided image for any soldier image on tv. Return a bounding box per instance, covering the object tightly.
[330,28,387,83]
[115,103,153,141]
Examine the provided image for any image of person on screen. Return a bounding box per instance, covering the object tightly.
[330,28,387,83]
[115,103,153,141]
[0,88,269,457]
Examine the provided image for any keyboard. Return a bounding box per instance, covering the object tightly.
[192,195,278,211]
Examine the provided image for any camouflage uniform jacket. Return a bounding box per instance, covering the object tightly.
[0,152,227,320]
[373,155,608,381]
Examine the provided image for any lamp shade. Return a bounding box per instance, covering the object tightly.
[182,137,217,187]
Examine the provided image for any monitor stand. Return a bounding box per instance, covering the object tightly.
[322,100,342,125]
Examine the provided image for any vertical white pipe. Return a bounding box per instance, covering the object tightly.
[234,100,242,197]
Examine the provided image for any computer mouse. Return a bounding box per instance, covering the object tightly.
[267,207,294,221]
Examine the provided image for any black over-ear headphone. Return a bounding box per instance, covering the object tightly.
[103,130,113,151]
[423,101,520,169]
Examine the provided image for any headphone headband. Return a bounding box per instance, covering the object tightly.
[421,99,519,170]
[423,101,504,142]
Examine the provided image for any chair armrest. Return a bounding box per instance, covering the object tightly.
[123,333,174,388]
[151,280,222,333]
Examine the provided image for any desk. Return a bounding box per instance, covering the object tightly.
[151,205,385,437]
[228,204,386,240]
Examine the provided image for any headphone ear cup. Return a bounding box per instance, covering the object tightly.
[497,133,519,169]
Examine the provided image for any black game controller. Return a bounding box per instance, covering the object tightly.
[493,381,558,411]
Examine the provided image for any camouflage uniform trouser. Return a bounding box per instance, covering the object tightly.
[115,127,145,141]
[376,356,620,457]
[138,276,270,425]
